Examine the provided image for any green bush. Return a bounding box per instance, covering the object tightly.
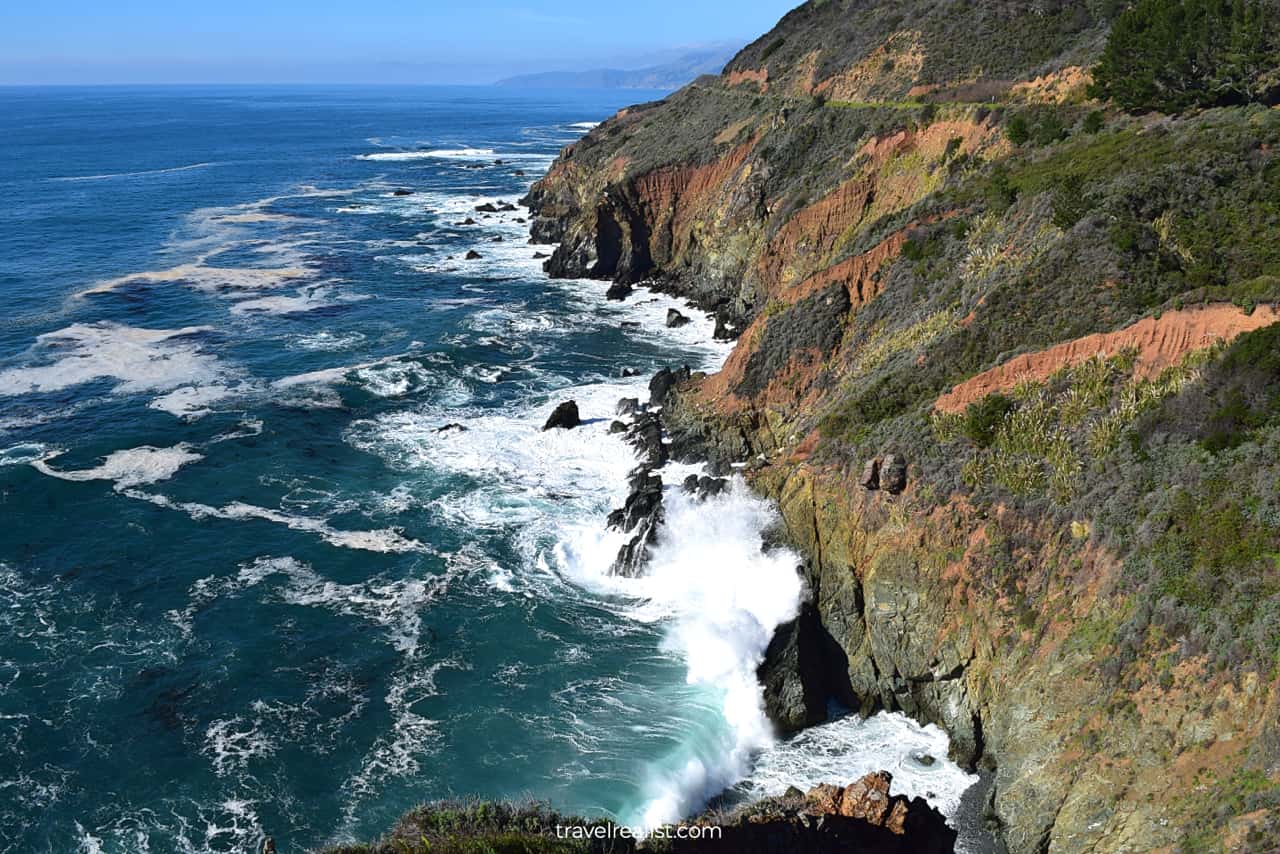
[1006,114,1031,145]
[1089,0,1280,114]
[962,394,1018,447]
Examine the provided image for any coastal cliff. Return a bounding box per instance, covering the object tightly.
[527,0,1280,850]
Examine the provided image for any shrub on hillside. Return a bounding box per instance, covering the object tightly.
[1089,0,1280,113]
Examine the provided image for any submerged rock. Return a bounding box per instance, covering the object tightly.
[392,188,413,196]
[465,250,483,260]
[542,400,580,430]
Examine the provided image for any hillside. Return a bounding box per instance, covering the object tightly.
[524,0,1280,850]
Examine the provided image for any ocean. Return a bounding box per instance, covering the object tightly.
[0,85,978,853]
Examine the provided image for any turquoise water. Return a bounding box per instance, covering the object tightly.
[0,86,976,853]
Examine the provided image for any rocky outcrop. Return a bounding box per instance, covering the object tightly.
[673,772,957,854]
[607,469,664,577]
[757,600,833,732]
[542,400,581,430]
[327,772,956,854]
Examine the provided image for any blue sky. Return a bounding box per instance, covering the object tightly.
[0,1,797,84]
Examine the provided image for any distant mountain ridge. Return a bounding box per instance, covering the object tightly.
[495,45,737,90]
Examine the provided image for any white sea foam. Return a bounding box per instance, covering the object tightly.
[356,148,496,161]
[50,162,215,182]
[0,443,48,466]
[737,711,980,820]
[82,260,309,297]
[122,491,427,554]
[569,121,601,130]
[291,330,368,352]
[148,384,239,420]
[229,286,367,316]
[31,444,204,489]
[0,323,227,398]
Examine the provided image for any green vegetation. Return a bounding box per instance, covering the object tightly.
[960,394,1017,447]
[1089,0,1280,113]
[1005,107,1069,147]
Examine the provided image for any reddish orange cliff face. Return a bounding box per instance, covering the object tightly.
[523,2,1280,848]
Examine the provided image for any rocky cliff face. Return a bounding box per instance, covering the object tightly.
[528,1,1280,850]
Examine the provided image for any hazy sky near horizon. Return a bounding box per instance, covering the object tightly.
[1,1,797,85]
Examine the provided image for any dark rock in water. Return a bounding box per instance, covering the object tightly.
[542,400,580,430]
[682,474,729,500]
[465,250,483,260]
[620,367,639,377]
[860,458,881,490]
[514,169,525,176]
[713,312,737,340]
[648,366,691,409]
[493,159,504,165]
[881,454,908,494]
[533,251,549,259]
[392,189,413,196]
[758,600,830,732]
[460,217,477,225]
[620,320,641,328]
[666,308,691,328]
[605,282,633,301]
[516,217,526,224]
[492,236,504,242]
[625,412,668,466]
[262,838,277,854]
[499,202,518,212]
[609,420,628,434]
[474,202,499,213]
[697,476,728,498]
[706,457,736,477]
[435,423,467,433]
[607,470,665,577]
[616,397,641,416]
[608,470,663,532]
[912,752,937,768]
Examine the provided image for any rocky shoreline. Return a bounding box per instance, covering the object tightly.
[320,771,958,854]
[516,1,1280,847]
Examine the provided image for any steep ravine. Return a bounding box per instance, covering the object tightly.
[524,2,1280,850]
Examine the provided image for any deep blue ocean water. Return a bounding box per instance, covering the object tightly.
[0,86,977,853]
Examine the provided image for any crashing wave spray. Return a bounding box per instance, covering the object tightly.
[559,473,804,830]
